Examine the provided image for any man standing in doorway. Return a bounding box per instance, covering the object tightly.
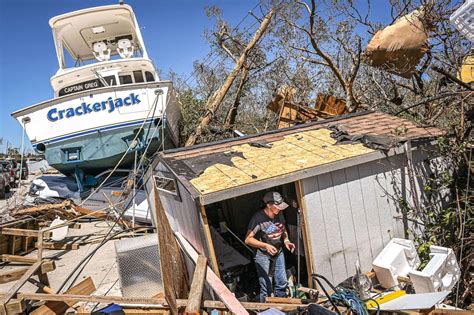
[245,191,295,302]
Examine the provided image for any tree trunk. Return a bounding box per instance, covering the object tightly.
[224,67,249,129]
[185,9,275,146]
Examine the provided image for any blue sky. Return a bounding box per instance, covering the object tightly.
[0,0,255,151]
[0,0,400,152]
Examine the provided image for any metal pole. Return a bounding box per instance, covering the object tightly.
[296,207,301,286]
[18,117,30,190]
[132,150,137,228]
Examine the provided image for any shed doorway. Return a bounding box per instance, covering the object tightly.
[202,182,311,301]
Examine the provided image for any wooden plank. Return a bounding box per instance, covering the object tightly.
[36,242,79,250]
[198,205,220,277]
[153,188,189,315]
[5,299,23,314]
[294,180,314,288]
[0,268,29,285]
[0,261,42,314]
[11,200,72,216]
[30,276,96,315]
[71,205,107,219]
[1,228,49,238]
[266,297,304,304]
[22,293,169,305]
[175,232,248,315]
[205,300,307,312]
[40,261,56,274]
[1,254,37,264]
[23,294,305,313]
[0,261,55,285]
[185,255,207,314]
[37,231,44,262]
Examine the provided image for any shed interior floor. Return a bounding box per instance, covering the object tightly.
[204,182,309,301]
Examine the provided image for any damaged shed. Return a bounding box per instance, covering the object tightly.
[144,111,447,293]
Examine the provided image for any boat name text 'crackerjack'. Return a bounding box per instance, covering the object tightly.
[47,93,141,122]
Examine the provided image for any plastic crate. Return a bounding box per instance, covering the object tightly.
[450,0,474,42]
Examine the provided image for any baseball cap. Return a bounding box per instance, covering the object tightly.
[263,191,289,210]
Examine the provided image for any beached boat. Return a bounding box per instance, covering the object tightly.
[11,4,181,181]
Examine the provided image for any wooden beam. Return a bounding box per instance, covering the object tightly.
[0,261,55,285]
[1,255,37,264]
[266,297,305,304]
[0,268,29,285]
[40,261,56,274]
[35,242,79,250]
[1,228,51,238]
[11,200,72,216]
[20,293,169,306]
[22,294,307,313]
[175,232,248,315]
[153,188,189,315]
[198,205,220,277]
[0,261,43,314]
[5,299,23,315]
[30,276,96,315]
[185,256,207,314]
[295,180,315,288]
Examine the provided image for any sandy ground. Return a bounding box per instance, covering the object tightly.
[0,173,126,312]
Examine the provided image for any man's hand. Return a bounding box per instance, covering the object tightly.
[285,241,295,253]
[265,244,278,255]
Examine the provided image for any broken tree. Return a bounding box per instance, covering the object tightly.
[185,8,275,146]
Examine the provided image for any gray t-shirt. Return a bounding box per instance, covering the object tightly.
[248,210,286,252]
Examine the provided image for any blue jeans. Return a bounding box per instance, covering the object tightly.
[254,250,288,302]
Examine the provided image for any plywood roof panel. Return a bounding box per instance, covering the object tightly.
[162,111,445,197]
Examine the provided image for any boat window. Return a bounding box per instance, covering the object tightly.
[63,148,82,162]
[154,172,180,200]
[133,70,144,83]
[119,75,133,85]
[145,71,155,82]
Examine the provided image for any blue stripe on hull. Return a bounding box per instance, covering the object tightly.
[42,121,172,175]
[33,118,156,148]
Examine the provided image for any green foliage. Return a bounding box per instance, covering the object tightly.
[177,90,207,145]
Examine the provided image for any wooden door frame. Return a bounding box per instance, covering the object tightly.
[295,180,315,288]
[198,203,221,278]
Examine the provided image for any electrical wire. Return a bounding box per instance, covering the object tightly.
[330,288,368,315]
[78,90,161,207]
[182,1,262,88]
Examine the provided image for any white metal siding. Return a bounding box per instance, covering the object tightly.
[302,150,445,285]
[147,163,205,253]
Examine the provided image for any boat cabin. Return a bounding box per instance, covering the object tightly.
[48,4,158,97]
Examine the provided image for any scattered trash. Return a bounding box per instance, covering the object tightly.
[372,238,420,289]
[409,245,461,293]
[364,8,431,77]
